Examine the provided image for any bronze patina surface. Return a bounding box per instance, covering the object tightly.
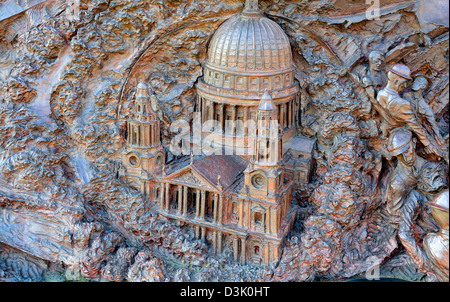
[0,0,448,282]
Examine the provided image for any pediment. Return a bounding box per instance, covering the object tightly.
[170,170,216,191]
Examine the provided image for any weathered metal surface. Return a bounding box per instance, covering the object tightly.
[0,0,448,282]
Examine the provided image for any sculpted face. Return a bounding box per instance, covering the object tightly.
[388,71,409,92]
[412,76,429,92]
[402,139,417,165]
[369,51,384,72]
[418,162,448,193]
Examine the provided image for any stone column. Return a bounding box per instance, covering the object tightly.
[201,227,206,241]
[177,185,183,215]
[160,182,165,210]
[293,97,297,126]
[220,104,225,134]
[213,193,219,223]
[272,244,279,262]
[291,100,294,127]
[240,237,246,263]
[238,200,244,227]
[233,236,239,262]
[218,195,224,225]
[232,105,237,136]
[287,102,292,128]
[183,186,188,216]
[200,190,206,220]
[209,100,214,121]
[212,231,217,253]
[264,243,270,264]
[165,183,170,211]
[201,98,205,122]
[195,226,200,239]
[243,107,248,136]
[271,207,278,235]
[127,123,130,145]
[195,189,200,218]
[217,231,222,254]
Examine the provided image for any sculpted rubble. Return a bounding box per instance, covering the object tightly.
[0,0,448,282]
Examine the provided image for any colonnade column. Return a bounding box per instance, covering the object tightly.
[233,236,239,262]
[213,193,219,223]
[218,195,224,225]
[177,185,183,215]
[209,100,214,121]
[287,101,291,127]
[240,237,246,263]
[243,107,248,136]
[280,104,285,129]
[217,232,222,254]
[200,190,206,220]
[195,189,200,218]
[292,100,295,127]
[160,182,165,210]
[232,105,237,136]
[183,186,188,216]
[201,227,206,241]
[165,183,170,211]
[220,104,225,133]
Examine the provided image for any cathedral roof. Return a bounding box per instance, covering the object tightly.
[191,155,248,191]
[206,9,292,75]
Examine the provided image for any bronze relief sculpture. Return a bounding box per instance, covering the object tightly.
[0,0,448,284]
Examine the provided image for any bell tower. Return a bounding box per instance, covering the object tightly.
[121,82,165,201]
[245,92,284,199]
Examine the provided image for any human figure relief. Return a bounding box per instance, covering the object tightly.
[399,188,449,282]
[404,75,446,148]
[350,50,387,103]
[375,64,445,159]
[361,51,388,97]
[385,128,427,224]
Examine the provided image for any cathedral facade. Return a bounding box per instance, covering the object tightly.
[121,0,314,265]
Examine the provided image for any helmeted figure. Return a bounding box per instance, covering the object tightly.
[423,190,449,281]
[399,188,449,282]
[385,128,426,223]
[375,64,443,159]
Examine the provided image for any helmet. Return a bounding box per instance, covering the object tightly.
[426,189,449,229]
[388,64,412,80]
[387,128,413,156]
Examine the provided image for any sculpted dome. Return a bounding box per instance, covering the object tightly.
[198,0,299,101]
[206,13,293,74]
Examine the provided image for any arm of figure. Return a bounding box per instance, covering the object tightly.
[418,101,445,146]
[398,192,434,274]
[395,101,443,158]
